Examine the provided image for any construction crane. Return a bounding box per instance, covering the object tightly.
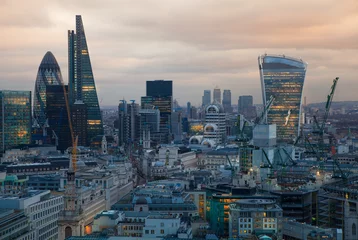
[254,95,275,127]
[313,77,339,157]
[261,149,273,169]
[61,82,77,172]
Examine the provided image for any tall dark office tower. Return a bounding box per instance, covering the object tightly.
[142,80,172,144]
[238,95,256,119]
[34,51,63,125]
[0,91,32,153]
[68,15,103,144]
[222,90,232,113]
[258,54,307,142]
[46,85,71,152]
[71,102,88,146]
[202,90,211,107]
[213,86,221,103]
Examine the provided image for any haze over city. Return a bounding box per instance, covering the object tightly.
[1,0,358,105]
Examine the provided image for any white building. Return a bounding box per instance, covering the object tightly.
[203,103,226,146]
[0,189,63,240]
[143,215,181,238]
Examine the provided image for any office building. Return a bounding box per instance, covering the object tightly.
[213,86,221,103]
[258,54,307,142]
[46,85,71,151]
[238,95,256,119]
[33,51,63,126]
[0,91,32,153]
[229,199,283,239]
[68,15,103,144]
[141,80,173,144]
[171,111,183,142]
[71,101,87,146]
[0,175,63,240]
[139,108,160,134]
[222,89,232,113]
[203,102,226,146]
[202,90,211,107]
[118,100,140,146]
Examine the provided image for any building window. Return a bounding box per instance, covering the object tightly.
[160,223,164,227]
[145,230,149,234]
[160,229,164,234]
[151,230,155,234]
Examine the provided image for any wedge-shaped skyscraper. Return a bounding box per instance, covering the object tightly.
[258,54,307,142]
[34,51,63,125]
[68,15,103,143]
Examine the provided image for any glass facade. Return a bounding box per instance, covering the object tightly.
[33,51,63,125]
[0,91,32,153]
[46,85,71,152]
[141,96,172,138]
[68,15,103,143]
[258,54,307,143]
[146,80,172,97]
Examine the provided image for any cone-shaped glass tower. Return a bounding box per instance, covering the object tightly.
[33,51,63,125]
[68,15,103,143]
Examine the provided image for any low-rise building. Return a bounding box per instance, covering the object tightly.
[229,199,283,239]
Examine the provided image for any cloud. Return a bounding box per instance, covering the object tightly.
[0,0,357,107]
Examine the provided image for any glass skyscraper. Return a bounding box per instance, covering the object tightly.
[68,15,103,143]
[258,54,307,142]
[33,51,63,125]
[142,80,173,144]
[0,91,32,153]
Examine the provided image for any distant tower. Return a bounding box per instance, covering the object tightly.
[213,86,221,103]
[187,102,191,118]
[101,135,107,154]
[222,90,232,113]
[143,129,151,149]
[202,90,211,107]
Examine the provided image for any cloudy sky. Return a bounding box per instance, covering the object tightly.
[1,0,357,107]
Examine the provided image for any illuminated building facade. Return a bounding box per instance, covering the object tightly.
[68,15,103,144]
[0,91,32,153]
[33,51,63,125]
[258,54,307,142]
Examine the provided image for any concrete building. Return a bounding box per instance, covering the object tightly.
[203,103,226,146]
[0,187,63,240]
[229,199,283,239]
[158,145,197,168]
[283,220,342,240]
[318,176,358,239]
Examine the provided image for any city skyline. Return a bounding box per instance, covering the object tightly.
[1,0,358,106]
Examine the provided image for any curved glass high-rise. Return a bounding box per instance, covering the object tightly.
[68,15,103,143]
[258,54,307,142]
[34,51,63,125]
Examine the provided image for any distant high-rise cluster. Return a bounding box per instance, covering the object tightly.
[258,54,307,142]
